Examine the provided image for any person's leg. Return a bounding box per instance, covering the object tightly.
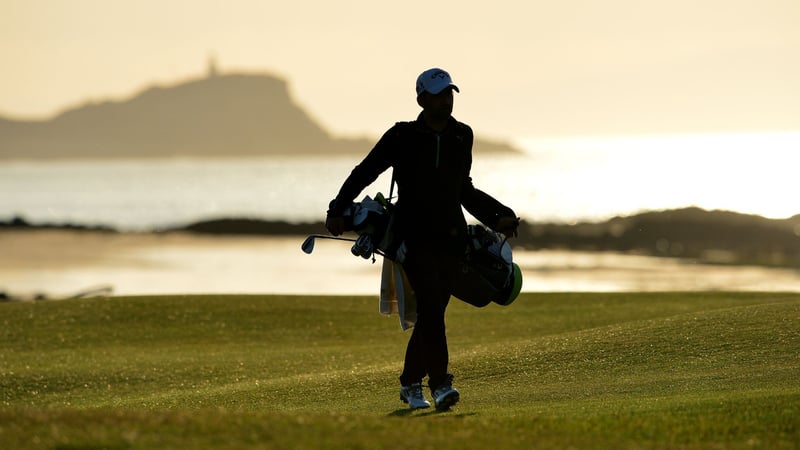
[399,246,456,389]
[398,322,426,386]
[399,292,449,387]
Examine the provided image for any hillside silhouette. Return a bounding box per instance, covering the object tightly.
[525,207,800,267]
[0,71,521,159]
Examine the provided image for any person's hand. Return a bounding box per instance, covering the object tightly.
[325,216,346,236]
[495,216,520,238]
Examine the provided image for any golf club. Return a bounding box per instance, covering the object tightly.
[301,234,357,254]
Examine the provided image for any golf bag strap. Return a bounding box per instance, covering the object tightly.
[389,169,396,203]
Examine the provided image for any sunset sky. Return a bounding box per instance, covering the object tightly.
[1,0,798,142]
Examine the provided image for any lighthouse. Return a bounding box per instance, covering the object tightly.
[207,55,219,78]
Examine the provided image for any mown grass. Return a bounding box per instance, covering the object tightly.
[1,292,798,449]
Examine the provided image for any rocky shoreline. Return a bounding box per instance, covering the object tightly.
[4,206,800,268]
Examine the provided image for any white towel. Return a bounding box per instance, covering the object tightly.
[379,258,417,330]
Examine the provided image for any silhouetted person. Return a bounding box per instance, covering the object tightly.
[326,68,519,410]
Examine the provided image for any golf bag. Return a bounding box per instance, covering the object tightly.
[452,225,523,307]
[337,195,522,307]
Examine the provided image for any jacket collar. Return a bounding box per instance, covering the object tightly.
[415,112,458,134]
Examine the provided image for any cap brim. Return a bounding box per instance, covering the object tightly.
[425,84,460,95]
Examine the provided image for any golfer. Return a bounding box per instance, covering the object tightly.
[326,68,519,410]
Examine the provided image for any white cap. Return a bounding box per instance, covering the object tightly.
[415,68,460,96]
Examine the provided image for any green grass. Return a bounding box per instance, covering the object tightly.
[1,292,798,449]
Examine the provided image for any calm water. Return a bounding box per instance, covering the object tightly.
[6,235,800,297]
[2,132,799,230]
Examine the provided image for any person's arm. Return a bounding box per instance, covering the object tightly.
[326,126,397,235]
[459,127,520,236]
[462,185,519,236]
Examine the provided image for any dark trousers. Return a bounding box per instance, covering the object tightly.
[398,245,459,391]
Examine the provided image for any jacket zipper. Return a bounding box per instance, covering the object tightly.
[435,134,441,169]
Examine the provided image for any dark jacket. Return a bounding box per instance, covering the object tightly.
[329,113,515,254]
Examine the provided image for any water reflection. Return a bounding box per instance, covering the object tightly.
[516,250,800,292]
[3,233,799,298]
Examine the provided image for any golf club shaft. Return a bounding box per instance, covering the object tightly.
[301,233,386,258]
[313,234,386,257]
[309,234,357,243]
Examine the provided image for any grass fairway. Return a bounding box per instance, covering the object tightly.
[1,292,798,449]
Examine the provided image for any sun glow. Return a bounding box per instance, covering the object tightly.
[518,132,800,220]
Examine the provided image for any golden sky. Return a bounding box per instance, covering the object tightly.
[1,0,798,140]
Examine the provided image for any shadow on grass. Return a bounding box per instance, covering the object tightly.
[387,408,478,418]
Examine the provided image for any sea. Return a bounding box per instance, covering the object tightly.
[3,131,800,296]
[2,132,799,230]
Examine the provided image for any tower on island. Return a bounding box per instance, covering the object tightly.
[207,55,219,78]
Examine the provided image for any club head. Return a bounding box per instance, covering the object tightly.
[301,235,315,254]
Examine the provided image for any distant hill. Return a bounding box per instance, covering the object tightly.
[524,207,800,267]
[0,72,522,159]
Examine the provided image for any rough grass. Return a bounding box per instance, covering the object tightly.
[1,292,798,449]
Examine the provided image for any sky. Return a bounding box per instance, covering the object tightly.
[1,0,799,143]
